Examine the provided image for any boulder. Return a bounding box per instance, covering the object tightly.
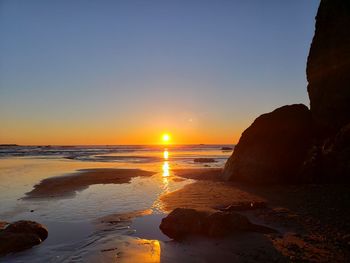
[159,208,276,240]
[204,211,253,237]
[0,220,48,256]
[159,208,208,240]
[223,104,313,183]
[306,0,350,134]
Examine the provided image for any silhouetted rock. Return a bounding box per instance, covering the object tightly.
[304,122,350,183]
[307,0,350,135]
[0,222,8,231]
[300,0,350,182]
[223,104,313,183]
[193,158,216,163]
[159,208,276,240]
[159,208,208,239]
[218,201,267,212]
[205,211,253,237]
[0,220,48,256]
[221,147,233,151]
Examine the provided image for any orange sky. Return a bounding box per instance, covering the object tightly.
[0,1,317,146]
[0,116,244,145]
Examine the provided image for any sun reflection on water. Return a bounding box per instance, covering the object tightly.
[116,239,161,263]
[162,161,169,177]
[163,150,169,160]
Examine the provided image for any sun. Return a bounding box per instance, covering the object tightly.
[162,133,171,143]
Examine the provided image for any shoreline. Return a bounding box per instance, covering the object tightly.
[24,168,155,199]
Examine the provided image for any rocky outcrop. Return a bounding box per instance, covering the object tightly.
[0,220,48,256]
[159,208,276,240]
[304,122,350,183]
[302,0,350,182]
[224,0,350,184]
[307,0,350,135]
[223,104,313,183]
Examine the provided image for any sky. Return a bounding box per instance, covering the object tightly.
[0,0,320,145]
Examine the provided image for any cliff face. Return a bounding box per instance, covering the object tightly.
[223,0,350,183]
[306,0,350,135]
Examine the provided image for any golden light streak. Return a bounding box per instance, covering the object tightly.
[162,161,169,177]
[163,150,169,160]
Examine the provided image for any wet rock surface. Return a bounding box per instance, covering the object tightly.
[159,208,276,240]
[0,220,48,256]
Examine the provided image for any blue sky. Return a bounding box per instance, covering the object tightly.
[0,0,320,144]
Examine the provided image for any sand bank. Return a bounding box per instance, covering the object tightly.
[24,168,155,199]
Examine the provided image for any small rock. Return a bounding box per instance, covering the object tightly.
[193,158,217,163]
[0,222,8,231]
[220,201,267,212]
[0,220,48,256]
[221,147,233,151]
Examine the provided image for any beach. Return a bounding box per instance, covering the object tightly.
[0,145,229,262]
[1,145,349,262]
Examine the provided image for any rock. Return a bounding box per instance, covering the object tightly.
[193,158,217,163]
[159,208,276,240]
[306,0,350,134]
[159,208,208,240]
[300,0,350,183]
[204,211,253,237]
[219,201,267,212]
[302,121,350,183]
[223,104,313,183]
[221,147,233,151]
[0,222,8,231]
[0,220,48,256]
[325,123,350,178]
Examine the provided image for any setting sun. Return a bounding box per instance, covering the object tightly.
[162,133,171,143]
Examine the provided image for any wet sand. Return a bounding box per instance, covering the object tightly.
[9,167,350,262]
[24,168,155,199]
[160,180,264,212]
[172,168,223,181]
[158,169,350,262]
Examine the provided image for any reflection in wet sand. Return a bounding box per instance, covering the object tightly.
[119,239,161,263]
[162,162,169,177]
[162,149,170,192]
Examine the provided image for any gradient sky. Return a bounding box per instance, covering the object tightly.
[0,0,320,145]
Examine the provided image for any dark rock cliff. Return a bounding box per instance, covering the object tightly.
[224,0,350,183]
[306,0,350,135]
